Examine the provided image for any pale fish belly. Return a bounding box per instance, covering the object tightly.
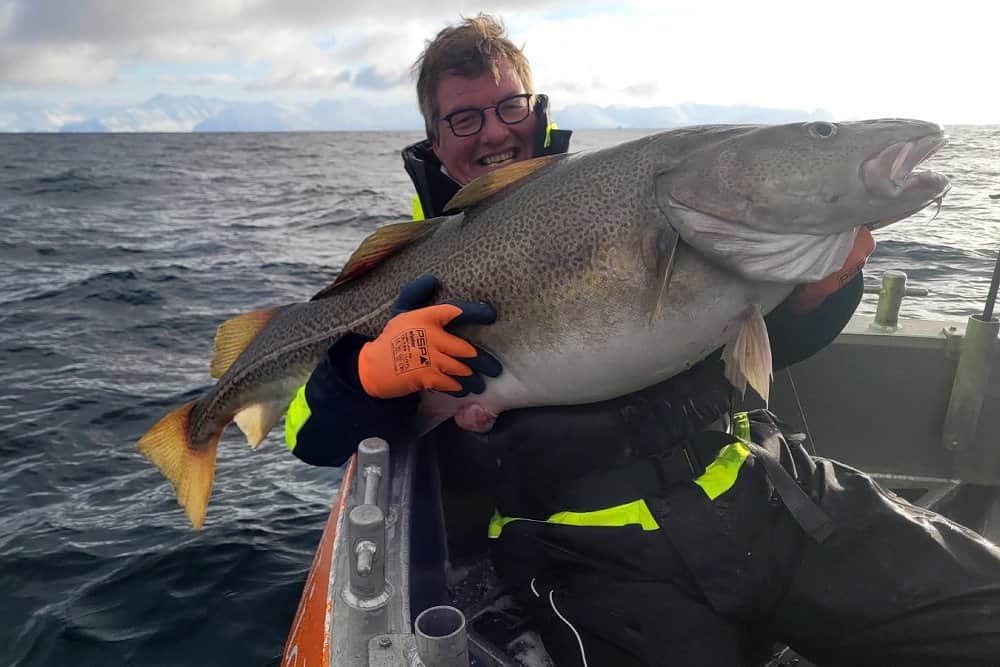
[416,282,791,434]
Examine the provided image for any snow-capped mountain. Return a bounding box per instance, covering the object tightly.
[0,94,832,133]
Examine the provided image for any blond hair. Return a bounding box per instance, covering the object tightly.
[413,14,534,140]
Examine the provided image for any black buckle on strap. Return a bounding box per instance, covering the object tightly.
[652,439,708,487]
[651,430,739,489]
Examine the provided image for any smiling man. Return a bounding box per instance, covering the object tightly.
[434,72,534,181]
[401,14,571,219]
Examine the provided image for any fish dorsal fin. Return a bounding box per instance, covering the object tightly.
[722,303,773,405]
[211,307,282,379]
[444,154,565,213]
[311,218,437,300]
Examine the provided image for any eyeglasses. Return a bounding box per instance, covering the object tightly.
[439,93,533,138]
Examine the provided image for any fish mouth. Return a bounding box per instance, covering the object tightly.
[862,132,951,229]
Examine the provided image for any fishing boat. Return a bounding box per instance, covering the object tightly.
[281,264,1000,666]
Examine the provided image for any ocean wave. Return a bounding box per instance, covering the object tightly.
[18,270,156,306]
[30,168,104,194]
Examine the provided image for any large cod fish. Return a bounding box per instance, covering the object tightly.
[138,119,950,528]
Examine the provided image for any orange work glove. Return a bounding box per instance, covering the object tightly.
[786,227,876,313]
[358,275,502,399]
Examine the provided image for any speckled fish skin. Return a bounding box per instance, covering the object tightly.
[186,119,950,444]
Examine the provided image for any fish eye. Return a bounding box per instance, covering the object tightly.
[807,121,838,139]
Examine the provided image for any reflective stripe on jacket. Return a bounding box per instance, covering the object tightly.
[487,412,752,538]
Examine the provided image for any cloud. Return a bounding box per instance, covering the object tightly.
[0,2,14,34]
[0,1,560,88]
[547,76,607,95]
[4,0,236,44]
[4,0,995,123]
[331,26,428,75]
[245,68,351,91]
[1,1,562,45]
[353,65,409,90]
[623,81,658,98]
[0,43,117,85]
[156,73,238,87]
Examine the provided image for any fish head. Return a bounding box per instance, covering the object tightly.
[654,119,951,283]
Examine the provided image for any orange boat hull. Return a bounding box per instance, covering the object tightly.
[281,455,356,667]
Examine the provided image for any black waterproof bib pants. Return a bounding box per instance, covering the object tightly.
[495,414,1000,666]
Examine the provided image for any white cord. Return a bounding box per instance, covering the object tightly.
[548,590,589,667]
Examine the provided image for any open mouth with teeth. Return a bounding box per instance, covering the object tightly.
[478,148,519,167]
[862,132,951,229]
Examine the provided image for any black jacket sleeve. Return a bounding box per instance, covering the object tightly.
[766,271,864,370]
[290,333,420,467]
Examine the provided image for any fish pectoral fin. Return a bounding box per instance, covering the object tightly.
[642,224,681,324]
[233,400,287,449]
[137,401,220,530]
[444,154,566,212]
[211,307,283,379]
[722,303,773,405]
[311,218,439,299]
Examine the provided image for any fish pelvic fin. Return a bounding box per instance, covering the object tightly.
[211,307,283,379]
[137,401,220,530]
[722,303,773,405]
[311,218,438,300]
[233,400,288,449]
[444,154,565,213]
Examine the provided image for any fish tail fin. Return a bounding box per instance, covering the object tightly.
[722,303,773,405]
[137,401,220,530]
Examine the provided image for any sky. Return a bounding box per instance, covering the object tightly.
[0,0,996,124]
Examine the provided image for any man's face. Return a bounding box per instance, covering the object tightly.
[431,61,538,186]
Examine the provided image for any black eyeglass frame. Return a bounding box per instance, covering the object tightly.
[439,93,534,138]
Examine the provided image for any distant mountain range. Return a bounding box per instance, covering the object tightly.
[557,103,834,129]
[0,94,833,133]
